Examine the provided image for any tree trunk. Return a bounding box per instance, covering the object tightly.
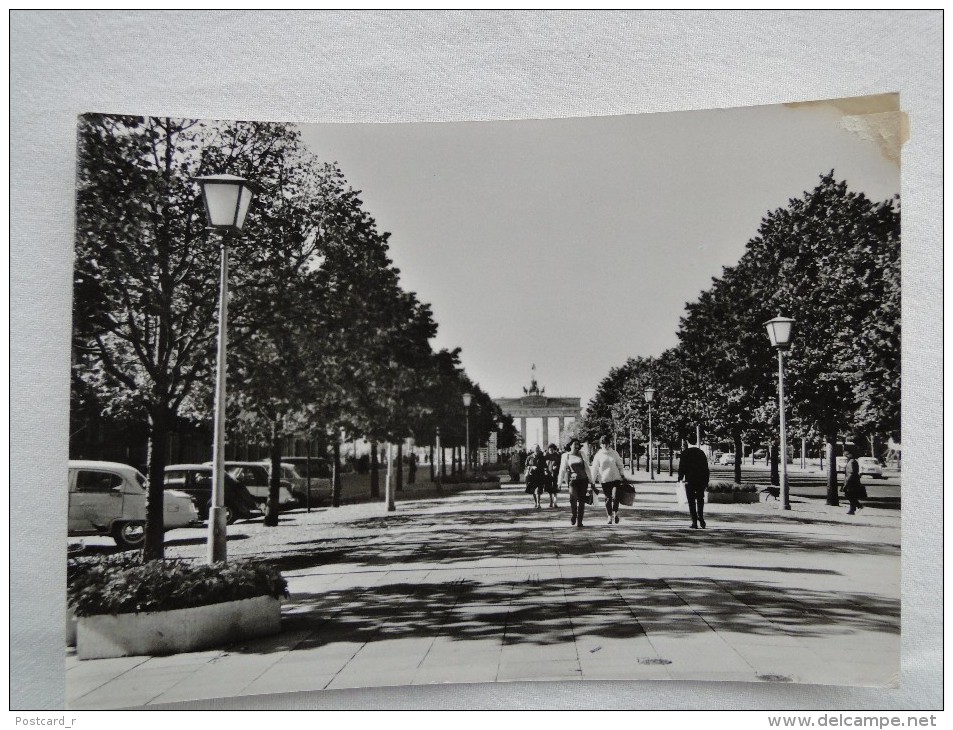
[429,444,435,481]
[370,439,380,498]
[396,442,404,492]
[668,442,674,476]
[265,423,282,526]
[770,443,780,486]
[331,439,342,507]
[143,407,170,561]
[733,431,743,485]
[441,447,447,477]
[826,430,840,505]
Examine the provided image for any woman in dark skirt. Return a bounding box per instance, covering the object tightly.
[543,443,562,508]
[524,445,547,509]
[842,449,867,515]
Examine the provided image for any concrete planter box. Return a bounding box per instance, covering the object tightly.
[448,480,501,491]
[76,595,280,660]
[676,486,758,505]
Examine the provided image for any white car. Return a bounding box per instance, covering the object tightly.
[68,460,199,549]
[857,457,884,479]
[719,453,736,466]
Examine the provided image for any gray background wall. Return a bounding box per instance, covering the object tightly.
[10,10,941,710]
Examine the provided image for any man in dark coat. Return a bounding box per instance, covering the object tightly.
[677,440,710,529]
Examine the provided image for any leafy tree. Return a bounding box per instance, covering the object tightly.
[74,115,224,559]
[736,173,900,501]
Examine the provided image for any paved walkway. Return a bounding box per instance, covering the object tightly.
[66,473,900,709]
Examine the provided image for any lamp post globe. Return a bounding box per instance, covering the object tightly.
[764,314,795,510]
[195,174,255,231]
[195,174,255,564]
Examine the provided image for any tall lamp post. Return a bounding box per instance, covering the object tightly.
[195,174,255,563]
[462,393,472,475]
[764,315,795,511]
[497,419,505,465]
[644,387,656,481]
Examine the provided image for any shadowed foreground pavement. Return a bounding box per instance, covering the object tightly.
[66,474,900,708]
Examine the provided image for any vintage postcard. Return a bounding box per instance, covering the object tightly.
[66,95,903,707]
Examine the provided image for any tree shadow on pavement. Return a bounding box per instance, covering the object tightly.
[266,502,897,574]
[230,573,898,656]
[224,499,901,656]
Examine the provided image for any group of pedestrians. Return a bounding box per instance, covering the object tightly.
[521,434,866,528]
[524,435,636,528]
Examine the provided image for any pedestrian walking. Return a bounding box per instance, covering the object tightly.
[524,445,547,509]
[544,443,561,508]
[677,438,710,529]
[591,434,627,524]
[557,438,594,528]
[842,449,866,515]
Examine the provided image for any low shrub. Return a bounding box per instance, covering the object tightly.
[441,472,501,485]
[706,481,747,493]
[67,554,288,617]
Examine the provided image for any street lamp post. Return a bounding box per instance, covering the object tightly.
[195,174,255,564]
[497,419,504,465]
[764,314,795,511]
[644,387,656,481]
[462,393,472,475]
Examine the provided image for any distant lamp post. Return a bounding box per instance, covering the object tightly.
[644,387,656,481]
[497,419,505,464]
[195,174,255,563]
[462,393,473,474]
[764,314,795,511]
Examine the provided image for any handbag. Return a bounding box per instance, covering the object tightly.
[585,488,594,505]
[618,481,636,506]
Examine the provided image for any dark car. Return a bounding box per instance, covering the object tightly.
[282,456,332,480]
[163,464,261,523]
[222,462,298,510]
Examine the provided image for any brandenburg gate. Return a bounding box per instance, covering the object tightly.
[493,368,581,449]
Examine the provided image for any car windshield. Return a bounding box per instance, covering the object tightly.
[135,471,147,487]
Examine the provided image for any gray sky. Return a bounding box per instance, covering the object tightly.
[299,98,900,407]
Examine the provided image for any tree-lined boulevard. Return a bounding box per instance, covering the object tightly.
[67,110,902,704]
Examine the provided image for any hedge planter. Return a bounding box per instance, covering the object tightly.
[448,480,502,491]
[676,483,758,505]
[76,595,281,660]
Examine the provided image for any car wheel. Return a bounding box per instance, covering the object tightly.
[225,505,236,525]
[112,521,145,550]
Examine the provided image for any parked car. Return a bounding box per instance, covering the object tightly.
[68,460,199,549]
[857,457,884,479]
[221,461,298,509]
[752,449,767,460]
[719,453,736,466]
[282,456,332,479]
[280,457,333,505]
[163,464,261,523]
